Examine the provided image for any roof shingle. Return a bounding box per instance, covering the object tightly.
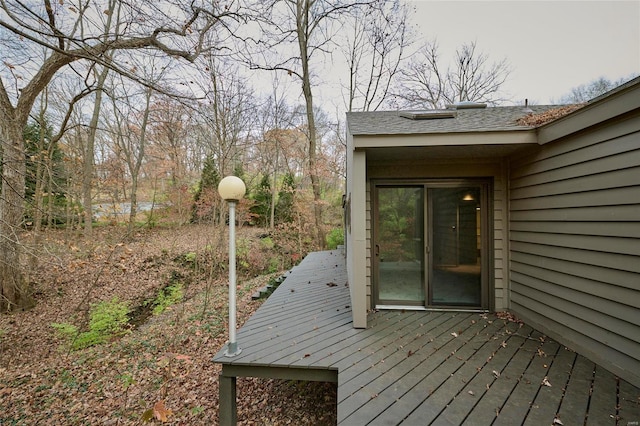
[346,105,561,136]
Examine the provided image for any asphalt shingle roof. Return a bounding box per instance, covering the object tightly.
[346,105,560,136]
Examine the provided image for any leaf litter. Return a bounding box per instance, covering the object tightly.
[0,225,336,424]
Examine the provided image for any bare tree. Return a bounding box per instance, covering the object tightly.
[394,41,511,109]
[26,81,91,250]
[77,0,121,237]
[255,76,297,228]
[0,0,237,311]
[248,0,373,247]
[555,74,639,103]
[196,56,258,177]
[105,67,161,233]
[341,0,413,112]
[187,54,253,219]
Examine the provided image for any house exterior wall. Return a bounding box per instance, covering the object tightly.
[345,130,368,328]
[365,182,372,310]
[366,158,509,312]
[508,111,640,387]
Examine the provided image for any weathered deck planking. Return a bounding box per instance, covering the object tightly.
[522,342,573,426]
[556,354,595,424]
[586,365,618,425]
[338,314,499,423]
[355,318,510,425]
[214,250,640,425]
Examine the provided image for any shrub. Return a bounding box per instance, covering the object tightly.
[52,297,130,350]
[152,283,184,315]
[275,172,296,225]
[326,227,344,250]
[250,174,272,227]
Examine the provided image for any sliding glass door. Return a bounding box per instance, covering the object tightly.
[376,186,425,306]
[430,187,482,306]
[373,181,488,309]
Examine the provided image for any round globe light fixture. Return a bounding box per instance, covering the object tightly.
[218,176,246,202]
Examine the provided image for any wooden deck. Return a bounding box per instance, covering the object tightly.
[213,251,640,425]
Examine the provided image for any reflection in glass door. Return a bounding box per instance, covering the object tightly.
[374,182,486,309]
[375,186,424,305]
[430,188,482,306]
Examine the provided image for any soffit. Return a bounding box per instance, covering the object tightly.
[365,144,536,162]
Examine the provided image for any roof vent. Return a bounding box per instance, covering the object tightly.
[399,110,457,120]
[446,101,487,110]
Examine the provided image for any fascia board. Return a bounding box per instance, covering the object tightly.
[351,131,537,149]
[538,85,640,145]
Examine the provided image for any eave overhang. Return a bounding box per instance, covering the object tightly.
[538,78,640,144]
[351,129,538,149]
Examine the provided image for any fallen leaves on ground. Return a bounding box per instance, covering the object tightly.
[495,311,524,324]
[0,225,336,425]
[153,400,173,422]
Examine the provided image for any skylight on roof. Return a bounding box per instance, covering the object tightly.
[399,110,457,120]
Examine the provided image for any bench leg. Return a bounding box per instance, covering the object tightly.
[219,373,237,426]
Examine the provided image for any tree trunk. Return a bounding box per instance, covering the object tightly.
[0,118,34,311]
[297,0,325,249]
[83,67,109,237]
[270,142,278,229]
[127,87,152,233]
[128,180,138,234]
[29,104,48,272]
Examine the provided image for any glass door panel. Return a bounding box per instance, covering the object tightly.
[430,187,482,306]
[376,186,424,305]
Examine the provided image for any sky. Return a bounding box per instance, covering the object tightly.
[406,0,640,105]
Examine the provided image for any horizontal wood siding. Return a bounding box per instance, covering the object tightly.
[493,163,507,310]
[365,183,372,310]
[509,114,640,387]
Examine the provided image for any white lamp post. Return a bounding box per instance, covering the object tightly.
[218,176,246,357]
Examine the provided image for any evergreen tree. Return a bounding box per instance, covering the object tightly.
[275,172,295,224]
[23,121,68,225]
[232,163,245,182]
[191,154,221,222]
[250,174,272,227]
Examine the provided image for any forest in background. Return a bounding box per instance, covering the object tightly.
[1,0,526,313]
[0,2,420,421]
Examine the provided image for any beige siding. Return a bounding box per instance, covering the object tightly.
[345,136,367,327]
[509,114,640,387]
[493,162,508,310]
[365,183,372,310]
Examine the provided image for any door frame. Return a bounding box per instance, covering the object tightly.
[371,178,493,311]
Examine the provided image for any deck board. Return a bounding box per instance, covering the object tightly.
[460,327,541,424]
[213,250,640,425]
[432,321,526,425]
[522,342,574,425]
[556,354,594,424]
[492,337,561,425]
[365,319,508,425]
[300,311,424,368]
[619,379,640,423]
[586,365,618,425]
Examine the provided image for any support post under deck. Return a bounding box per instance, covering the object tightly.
[219,373,237,426]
